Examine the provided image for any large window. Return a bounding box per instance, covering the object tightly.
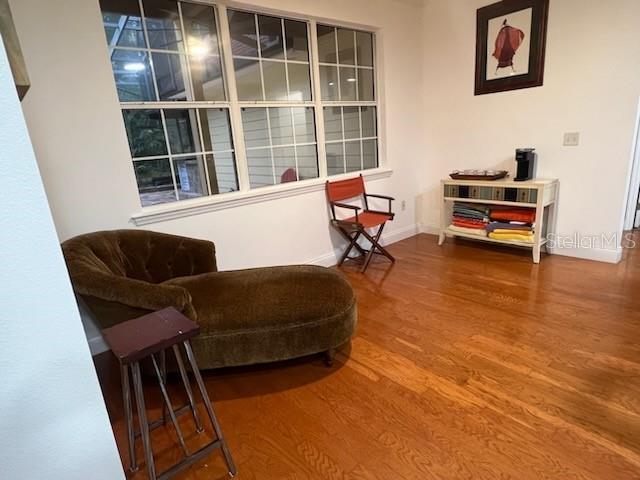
[100,0,379,208]
[317,24,377,176]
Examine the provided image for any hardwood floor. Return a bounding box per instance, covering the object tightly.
[94,233,640,479]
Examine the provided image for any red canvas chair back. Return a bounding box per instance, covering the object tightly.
[326,175,365,202]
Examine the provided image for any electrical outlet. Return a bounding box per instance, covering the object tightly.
[563,132,580,146]
[401,200,406,211]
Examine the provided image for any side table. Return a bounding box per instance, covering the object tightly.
[102,307,236,479]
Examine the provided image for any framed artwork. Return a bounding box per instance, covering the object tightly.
[474,0,549,95]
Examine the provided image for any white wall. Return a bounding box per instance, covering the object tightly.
[421,0,640,263]
[10,0,426,271]
[0,37,124,480]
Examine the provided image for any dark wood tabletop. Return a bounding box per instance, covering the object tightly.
[102,307,200,364]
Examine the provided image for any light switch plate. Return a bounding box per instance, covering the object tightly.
[564,132,580,146]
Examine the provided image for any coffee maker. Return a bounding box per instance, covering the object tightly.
[515,148,537,182]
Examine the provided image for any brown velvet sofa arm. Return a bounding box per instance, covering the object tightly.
[70,269,197,320]
[173,236,218,274]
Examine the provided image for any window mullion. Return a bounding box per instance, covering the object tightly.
[217,4,251,193]
[309,20,327,178]
[265,109,276,185]
[255,14,266,102]
[137,0,160,102]
[194,110,214,195]
[177,2,196,102]
[159,109,180,201]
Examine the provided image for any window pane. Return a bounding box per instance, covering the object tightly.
[343,107,360,139]
[339,66,357,101]
[142,0,183,51]
[356,31,374,67]
[262,60,287,101]
[190,55,224,101]
[319,65,338,101]
[358,68,374,101]
[296,145,318,180]
[317,25,336,63]
[363,139,378,170]
[134,158,175,206]
[269,108,294,146]
[174,156,208,200]
[337,28,355,65]
[152,52,188,101]
[273,146,296,184]
[100,0,145,48]
[345,141,361,172]
[287,63,311,101]
[247,148,274,188]
[228,10,258,57]
[123,109,167,157]
[111,49,155,102]
[293,107,316,144]
[164,109,199,154]
[207,152,239,193]
[285,20,308,62]
[181,3,219,57]
[258,15,284,60]
[323,107,342,141]
[199,109,233,152]
[326,142,344,175]
[241,108,269,149]
[361,106,377,138]
[234,58,262,100]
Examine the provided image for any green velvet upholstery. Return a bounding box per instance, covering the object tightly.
[62,230,357,369]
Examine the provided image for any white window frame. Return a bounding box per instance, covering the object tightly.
[124,0,390,226]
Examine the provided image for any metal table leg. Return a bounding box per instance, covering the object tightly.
[121,364,137,472]
[172,344,204,432]
[183,341,237,477]
[160,349,167,426]
[131,361,157,480]
[151,354,188,457]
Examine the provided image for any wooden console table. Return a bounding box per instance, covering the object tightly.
[439,178,559,263]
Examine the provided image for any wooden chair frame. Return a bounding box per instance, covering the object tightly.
[326,175,396,272]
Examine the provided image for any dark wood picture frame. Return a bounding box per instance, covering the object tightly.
[475,0,549,95]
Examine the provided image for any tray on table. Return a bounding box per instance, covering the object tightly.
[449,171,508,181]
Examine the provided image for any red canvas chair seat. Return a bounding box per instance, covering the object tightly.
[343,211,392,229]
[326,175,395,272]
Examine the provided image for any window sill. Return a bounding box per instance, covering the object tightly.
[130,168,393,226]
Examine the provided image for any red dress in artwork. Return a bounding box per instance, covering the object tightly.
[492,23,525,70]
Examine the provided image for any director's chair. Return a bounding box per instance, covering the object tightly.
[326,175,395,272]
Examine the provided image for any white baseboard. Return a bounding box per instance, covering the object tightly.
[419,223,440,235]
[548,246,623,264]
[307,223,419,267]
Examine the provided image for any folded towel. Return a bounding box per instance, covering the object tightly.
[489,232,535,243]
[453,210,489,221]
[453,216,487,226]
[453,221,486,230]
[449,225,488,237]
[490,208,536,224]
[486,222,531,232]
[454,202,488,214]
[491,229,534,235]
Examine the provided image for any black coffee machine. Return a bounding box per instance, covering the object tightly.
[515,148,537,181]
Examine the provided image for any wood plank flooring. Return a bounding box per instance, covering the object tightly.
[94,233,640,479]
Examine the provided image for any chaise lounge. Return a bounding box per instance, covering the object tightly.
[62,230,357,369]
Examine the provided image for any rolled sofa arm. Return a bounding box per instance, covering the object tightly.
[69,269,197,320]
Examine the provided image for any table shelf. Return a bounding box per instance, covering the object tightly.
[439,178,559,263]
